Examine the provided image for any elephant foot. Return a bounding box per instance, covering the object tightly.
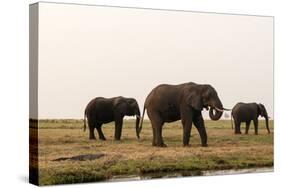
[183,143,190,147]
[100,137,106,141]
[89,137,96,140]
[114,138,121,141]
[155,143,167,147]
[235,132,242,134]
[201,143,208,147]
[255,133,258,135]
[159,143,167,147]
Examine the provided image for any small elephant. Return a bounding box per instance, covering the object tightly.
[84,96,141,140]
[138,82,227,147]
[231,102,270,135]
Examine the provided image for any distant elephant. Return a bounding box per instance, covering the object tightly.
[138,82,227,147]
[84,96,141,140]
[231,102,270,135]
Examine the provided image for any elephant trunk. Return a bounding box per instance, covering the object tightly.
[83,108,87,131]
[135,108,141,139]
[136,115,140,139]
[137,106,146,139]
[209,100,223,121]
[265,115,270,134]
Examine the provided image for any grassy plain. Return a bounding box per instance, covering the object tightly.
[31,119,274,185]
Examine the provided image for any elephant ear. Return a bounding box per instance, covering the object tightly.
[201,85,212,99]
[257,104,261,115]
[258,103,266,117]
[184,88,203,111]
[114,98,127,115]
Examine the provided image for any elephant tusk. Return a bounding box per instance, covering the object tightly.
[214,106,224,112]
[212,106,231,112]
[223,107,232,111]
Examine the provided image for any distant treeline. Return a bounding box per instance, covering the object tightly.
[38,119,83,123]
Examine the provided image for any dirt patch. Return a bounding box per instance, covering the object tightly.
[52,153,105,161]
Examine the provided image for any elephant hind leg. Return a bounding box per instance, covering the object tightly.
[234,119,242,134]
[156,124,166,147]
[96,124,106,140]
[148,111,165,147]
[152,127,157,146]
[87,116,96,140]
[89,126,96,140]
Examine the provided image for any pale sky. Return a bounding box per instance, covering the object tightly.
[36,2,273,119]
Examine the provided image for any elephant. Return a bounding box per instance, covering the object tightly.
[231,102,270,135]
[138,82,227,147]
[84,96,141,140]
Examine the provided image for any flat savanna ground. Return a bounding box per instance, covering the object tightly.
[31,119,274,185]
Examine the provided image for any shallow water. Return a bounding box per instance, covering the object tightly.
[202,167,273,176]
[108,167,273,182]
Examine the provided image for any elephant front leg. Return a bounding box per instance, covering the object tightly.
[193,114,208,147]
[181,108,193,147]
[253,119,259,135]
[245,121,251,134]
[114,118,123,140]
[152,127,157,146]
[182,120,192,147]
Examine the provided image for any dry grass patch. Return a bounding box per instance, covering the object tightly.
[32,119,273,185]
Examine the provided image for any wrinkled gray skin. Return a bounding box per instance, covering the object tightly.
[231,102,270,135]
[138,82,225,147]
[84,96,140,140]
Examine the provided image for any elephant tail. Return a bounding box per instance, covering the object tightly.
[83,108,87,132]
[137,106,146,139]
[231,112,233,130]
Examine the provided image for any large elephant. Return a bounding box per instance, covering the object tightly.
[231,102,270,135]
[84,96,141,140]
[138,82,227,147]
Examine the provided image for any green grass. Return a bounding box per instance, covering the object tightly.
[31,119,274,185]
